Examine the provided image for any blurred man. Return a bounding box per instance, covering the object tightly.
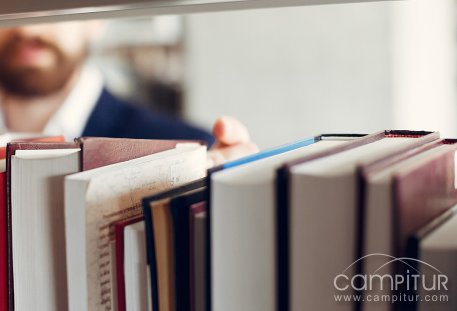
[0,22,257,166]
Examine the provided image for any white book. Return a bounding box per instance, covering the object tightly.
[124,221,148,311]
[65,143,206,311]
[210,138,348,311]
[289,136,432,311]
[11,148,81,311]
[0,132,49,171]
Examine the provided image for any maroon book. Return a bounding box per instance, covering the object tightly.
[189,202,206,311]
[394,140,457,257]
[359,139,457,261]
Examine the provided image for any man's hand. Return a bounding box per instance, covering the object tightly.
[207,116,259,168]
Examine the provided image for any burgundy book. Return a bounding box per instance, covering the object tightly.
[75,137,182,171]
[359,139,457,257]
[189,202,206,311]
[394,140,457,255]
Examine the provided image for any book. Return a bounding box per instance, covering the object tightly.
[354,137,443,311]
[0,171,5,311]
[0,135,65,311]
[205,134,365,311]
[209,134,366,311]
[359,139,457,311]
[4,129,457,311]
[75,137,183,171]
[189,202,206,311]
[6,141,83,311]
[149,198,176,311]
[170,189,206,311]
[6,137,189,311]
[114,216,144,311]
[285,131,438,311]
[11,148,80,311]
[65,143,206,311]
[143,178,206,311]
[123,220,149,311]
[407,205,457,311]
[275,133,401,311]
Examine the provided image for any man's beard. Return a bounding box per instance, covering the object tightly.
[0,35,86,97]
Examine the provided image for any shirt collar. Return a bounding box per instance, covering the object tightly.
[43,65,104,141]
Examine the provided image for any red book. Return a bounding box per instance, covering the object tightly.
[0,172,5,311]
[115,216,144,311]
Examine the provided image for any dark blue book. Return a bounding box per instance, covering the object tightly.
[142,178,206,311]
[170,190,207,311]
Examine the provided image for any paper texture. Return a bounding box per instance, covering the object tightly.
[84,146,206,311]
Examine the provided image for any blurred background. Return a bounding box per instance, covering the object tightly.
[89,0,457,149]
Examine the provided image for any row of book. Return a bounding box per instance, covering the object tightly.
[1,130,456,311]
[2,135,207,311]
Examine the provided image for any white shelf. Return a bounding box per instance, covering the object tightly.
[0,0,393,26]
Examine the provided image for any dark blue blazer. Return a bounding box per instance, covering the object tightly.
[82,89,215,146]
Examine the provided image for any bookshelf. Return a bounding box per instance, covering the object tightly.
[1,1,455,311]
[0,0,392,26]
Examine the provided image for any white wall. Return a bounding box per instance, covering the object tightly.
[183,0,457,148]
[391,0,457,136]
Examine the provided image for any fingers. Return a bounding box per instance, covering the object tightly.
[212,116,250,147]
[206,142,259,168]
[208,116,257,168]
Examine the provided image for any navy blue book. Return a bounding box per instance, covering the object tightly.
[170,190,207,311]
[142,178,206,311]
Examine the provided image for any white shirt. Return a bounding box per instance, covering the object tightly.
[0,65,104,141]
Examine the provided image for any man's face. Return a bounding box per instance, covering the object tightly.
[0,22,94,97]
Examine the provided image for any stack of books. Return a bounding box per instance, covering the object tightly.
[2,130,456,311]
